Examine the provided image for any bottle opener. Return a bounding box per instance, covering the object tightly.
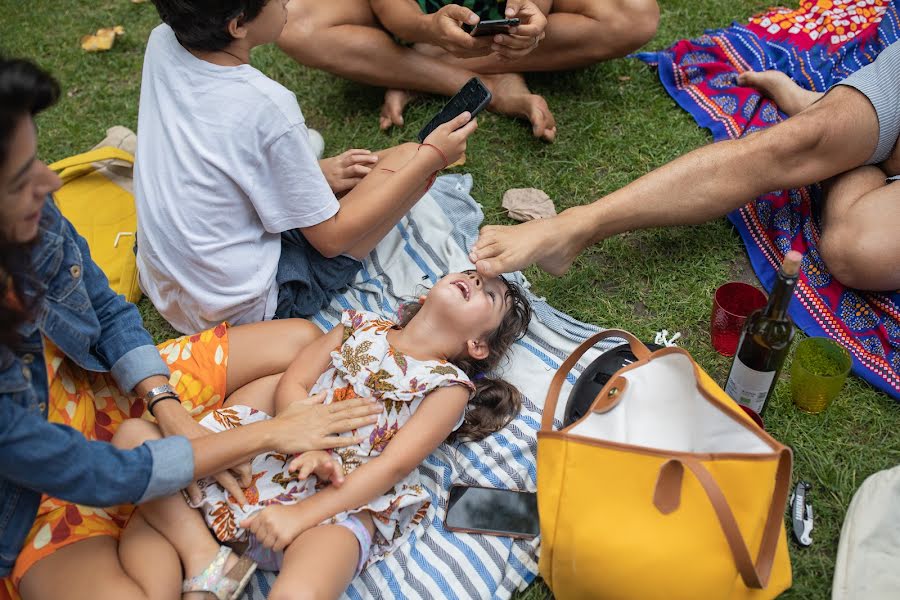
[789,481,813,547]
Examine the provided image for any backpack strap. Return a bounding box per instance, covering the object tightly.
[48,147,134,173]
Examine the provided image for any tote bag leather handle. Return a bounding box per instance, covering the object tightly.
[541,329,650,431]
[654,448,792,589]
[48,147,134,172]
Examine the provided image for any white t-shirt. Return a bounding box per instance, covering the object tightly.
[134,24,338,333]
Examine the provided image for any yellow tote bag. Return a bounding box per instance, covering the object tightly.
[48,147,141,303]
[538,330,792,600]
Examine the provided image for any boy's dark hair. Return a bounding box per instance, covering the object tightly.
[151,0,271,51]
[0,58,59,347]
[398,276,532,442]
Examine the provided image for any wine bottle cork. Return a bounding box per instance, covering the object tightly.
[782,250,802,276]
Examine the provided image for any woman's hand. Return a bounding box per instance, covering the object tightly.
[427,5,493,57]
[319,150,379,194]
[422,111,478,168]
[290,450,345,487]
[241,505,309,552]
[267,392,381,454]
[152,397,252,506]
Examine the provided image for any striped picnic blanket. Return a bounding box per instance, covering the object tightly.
[244,174,616,599]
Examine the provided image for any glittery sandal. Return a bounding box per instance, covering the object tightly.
[182,546,257,600]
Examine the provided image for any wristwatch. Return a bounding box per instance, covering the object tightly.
[145,383,179,415]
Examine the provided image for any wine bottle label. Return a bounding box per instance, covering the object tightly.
[725,357,776,414]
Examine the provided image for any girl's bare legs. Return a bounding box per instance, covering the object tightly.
[268,513,376,600]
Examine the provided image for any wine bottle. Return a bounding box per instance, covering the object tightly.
[724,250,802,415]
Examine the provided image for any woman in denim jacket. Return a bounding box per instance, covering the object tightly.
[0,59,381,600]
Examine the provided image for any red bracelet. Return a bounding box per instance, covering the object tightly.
[418,143,449,170]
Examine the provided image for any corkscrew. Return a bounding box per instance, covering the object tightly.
[789,481,813,547]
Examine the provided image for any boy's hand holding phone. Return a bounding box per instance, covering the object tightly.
[422,111,478,169]
[427,4,492,57]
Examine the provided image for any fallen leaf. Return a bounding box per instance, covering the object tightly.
[66,86,80,98]
[80,26,125,52]
[618,76,631,82]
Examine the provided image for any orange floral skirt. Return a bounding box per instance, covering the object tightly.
[1,324,229,600]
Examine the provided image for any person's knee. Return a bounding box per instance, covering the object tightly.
[619,0,660,50]
[279,318,326,354]
[819,224,878,289]
[111,418,161,450]
[582,0,659,57]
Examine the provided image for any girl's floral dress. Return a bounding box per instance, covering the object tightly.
[194,309,474,568]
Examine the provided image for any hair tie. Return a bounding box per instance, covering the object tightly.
[473,372,486,381]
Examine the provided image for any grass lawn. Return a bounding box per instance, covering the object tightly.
[4,1,899,598]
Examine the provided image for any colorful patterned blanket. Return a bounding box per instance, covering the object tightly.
[636,0,900,399]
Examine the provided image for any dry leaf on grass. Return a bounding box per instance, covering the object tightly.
[501,188,557,222]
[80,26,124,52]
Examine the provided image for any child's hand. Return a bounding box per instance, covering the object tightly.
[290,450,345,487]
[241,505,307,552]
[422,112,478,169]
[319,150,379,194]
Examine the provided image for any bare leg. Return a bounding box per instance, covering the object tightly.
[225,319,323,395]
[818,166,900,290]
[451,0,660,74]
[224,372,282,414]
[268,514,375,600]
[112,419,244,600]
[19,532,180,600]
[737,70,823,116]
[470,86,879,276]
[277,0,556,138]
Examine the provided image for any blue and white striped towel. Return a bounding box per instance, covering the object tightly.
[245,174,621,599]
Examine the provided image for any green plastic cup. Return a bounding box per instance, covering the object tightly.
[791,338,852,414]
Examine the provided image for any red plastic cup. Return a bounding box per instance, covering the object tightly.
[739,404,765,429]
[710,282,767,357]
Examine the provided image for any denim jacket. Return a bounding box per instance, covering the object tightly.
[0,199,194,577]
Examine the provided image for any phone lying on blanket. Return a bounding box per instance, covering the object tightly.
[417,77,492,142]
[462,18,521,37]
[444,485,539,539]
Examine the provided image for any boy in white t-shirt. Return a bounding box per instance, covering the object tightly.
[137,0,477,333]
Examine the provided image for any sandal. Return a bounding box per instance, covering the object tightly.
[182,546,257,600]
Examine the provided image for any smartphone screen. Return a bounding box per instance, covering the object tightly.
[444,485,539,538]
[417,77,492,142]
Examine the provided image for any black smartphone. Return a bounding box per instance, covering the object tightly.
[417,77,491,142]
[463,18,521,37]
[444,484,539,539]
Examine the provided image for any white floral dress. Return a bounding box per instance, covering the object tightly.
[194,309,474,568]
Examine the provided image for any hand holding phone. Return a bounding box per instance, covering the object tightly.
[444,485,539,539]
[428,4,493,57]
[418,77,491,143]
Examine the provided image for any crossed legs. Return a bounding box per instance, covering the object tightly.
[278,0,658,140]
[738,70,900,290]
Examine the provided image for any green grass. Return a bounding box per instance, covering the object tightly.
[4,1,899,598]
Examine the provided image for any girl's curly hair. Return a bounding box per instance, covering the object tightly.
[397,275,531,442]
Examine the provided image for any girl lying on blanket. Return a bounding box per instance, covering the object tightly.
[113,270,531,600]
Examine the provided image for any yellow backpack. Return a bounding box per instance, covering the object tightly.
[48,146,141,303]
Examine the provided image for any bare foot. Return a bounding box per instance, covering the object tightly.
[482,73,557,142]
[737,70,823,116]
[380,89,415,130]
[469,210,588,277]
